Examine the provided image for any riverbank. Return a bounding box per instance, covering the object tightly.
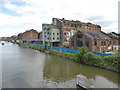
[18,43,120,73]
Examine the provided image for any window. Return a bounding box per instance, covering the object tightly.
[53,33,55,35]
[94,41,97,46]
[77,34,82,38]
[86,41,89,47]
[57,37,59,40]
[57,33,59,35]
[45,36,46,37]
[104,41,106,46]
[47,38,49,40]
[101,41,103,46]
[114,41,116,44]
[77,41,82,46]
[109,41,111,45]
[47,28,49,30]
[53,37,55,40]
[47,32,49,34]
[64,33,66,35]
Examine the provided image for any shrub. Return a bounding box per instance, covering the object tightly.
[64,53,74,59]
[19,43,120,72]
[75,46,89,62]
[83,52,103,66]
[103,56,120,70]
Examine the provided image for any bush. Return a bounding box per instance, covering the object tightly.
[103,56,120,70]
[75,46,88,62]
[19,43,120,72]
[83,52,103,66]
[64,53,75,59]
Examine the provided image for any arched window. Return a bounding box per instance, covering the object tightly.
[77,34,82,38]
[86,41,89,47]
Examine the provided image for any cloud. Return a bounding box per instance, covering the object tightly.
[0,0,119,37]
[94,20,117,27]
[85,15,118,33]
[86,16,104,21]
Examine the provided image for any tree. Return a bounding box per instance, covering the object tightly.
[75,46,89,62]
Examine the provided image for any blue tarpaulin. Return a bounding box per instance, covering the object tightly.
[23,43,118,57]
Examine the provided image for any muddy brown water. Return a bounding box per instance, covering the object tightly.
[1,41,119,88]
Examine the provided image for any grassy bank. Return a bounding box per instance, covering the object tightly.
[18,43,120,73]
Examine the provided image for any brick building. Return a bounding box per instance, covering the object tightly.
[42,18,101,47]
[17,33,23,43]
[69,30,119,52]
[52,18,101,46]
[38,32,42,40]
[42,18,119,53]
[107,32,120,52]
[22,29,38,43]
[36,31,43,43]
[10,35,18,42]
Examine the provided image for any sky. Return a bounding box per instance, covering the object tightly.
[0,0,119,37]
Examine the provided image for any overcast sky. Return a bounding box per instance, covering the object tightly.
[0,0,119,37]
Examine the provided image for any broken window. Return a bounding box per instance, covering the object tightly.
[77,34,82,38]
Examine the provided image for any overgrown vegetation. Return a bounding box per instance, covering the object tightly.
[19,43,45,52]
[19,43,120,72]
[75,46,120,72]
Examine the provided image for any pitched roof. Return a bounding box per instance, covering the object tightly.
[107,32,119,39]
[81,31,111,40]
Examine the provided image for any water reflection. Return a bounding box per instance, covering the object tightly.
[90,76,118,88]
[43,55,81,82]
[43,54,119,88]
[1,42,119,88]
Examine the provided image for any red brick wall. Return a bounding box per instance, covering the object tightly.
[56,19,101,47]
[68,31,119,52]
[69,31,93,51]
[55,18,101,47]
[93,39,119,52]
[94,40,109,52]
[22,29,38,42]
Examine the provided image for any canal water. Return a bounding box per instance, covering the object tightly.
[1,41,119,88]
